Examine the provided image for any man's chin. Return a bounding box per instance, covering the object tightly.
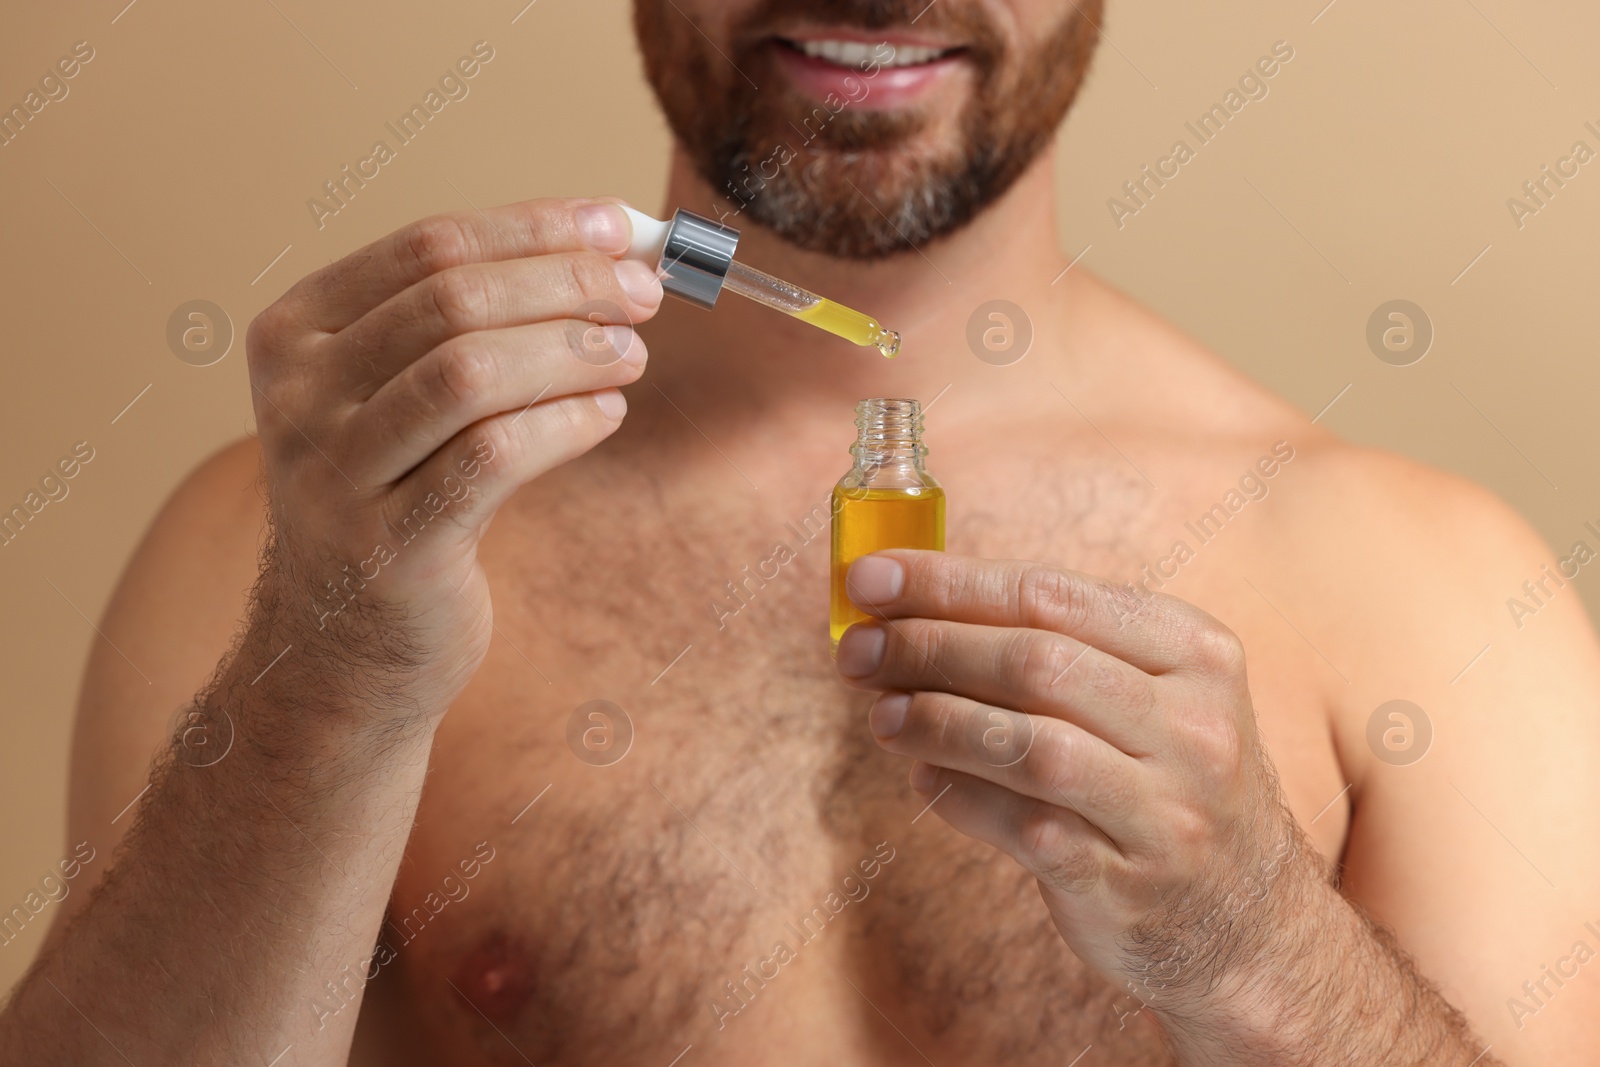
[716,150,969,261]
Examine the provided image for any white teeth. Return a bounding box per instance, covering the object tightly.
[796,39,948,67]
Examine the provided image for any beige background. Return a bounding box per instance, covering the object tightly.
[2,0,1597,993]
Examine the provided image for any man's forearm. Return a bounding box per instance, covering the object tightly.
[1152,852,1501,1067]
[0,619,435,1066]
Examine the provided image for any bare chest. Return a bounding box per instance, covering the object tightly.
[381,446,1338,1066]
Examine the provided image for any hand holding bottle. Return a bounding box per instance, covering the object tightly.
[833,551,1313,1034]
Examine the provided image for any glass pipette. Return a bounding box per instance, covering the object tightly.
[621,207,901,358]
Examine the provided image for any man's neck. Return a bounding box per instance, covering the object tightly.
[640,146,1078,420]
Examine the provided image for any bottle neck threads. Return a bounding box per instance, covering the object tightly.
[851,398,927,471]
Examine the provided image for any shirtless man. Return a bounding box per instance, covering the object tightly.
[5,0,1599,1063]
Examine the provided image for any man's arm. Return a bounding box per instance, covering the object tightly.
[0,196,663,1064]
[9,590,440,1065]
[41,438,266,951]
[1309,454,1600,1065]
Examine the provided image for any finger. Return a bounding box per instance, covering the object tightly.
[907,762,1120,896]
[870,690,1147,843]
[381,388,627,547]
[335,252,662,390]
[280,198,639,332]
[837,618,1159,755]
[348,321,647,484]
[846,551,1220,675]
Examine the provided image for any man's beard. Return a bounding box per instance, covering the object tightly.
[633,0,1102,260]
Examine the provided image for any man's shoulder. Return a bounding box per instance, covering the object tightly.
[101,432,270,696]
[167,435,267,541]
[1072,272,1556,590]
[1270,433,1555,609]
[1064,272,1314,447]
[1072,272,1583,668]
[1245,428,1600,765]
[106,431,268,678]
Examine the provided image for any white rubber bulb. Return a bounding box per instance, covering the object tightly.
[620,206,671,266]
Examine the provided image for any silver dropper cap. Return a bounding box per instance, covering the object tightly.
[658,209,740,309]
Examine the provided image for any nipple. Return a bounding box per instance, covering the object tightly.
[451,931,537,1024]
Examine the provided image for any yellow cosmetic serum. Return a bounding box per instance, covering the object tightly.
[830,398,945,652]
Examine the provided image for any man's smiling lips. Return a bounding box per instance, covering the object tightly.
[768,31,967,109]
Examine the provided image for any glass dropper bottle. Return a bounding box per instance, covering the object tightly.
[621,207,901,358]
[830,398,944,652]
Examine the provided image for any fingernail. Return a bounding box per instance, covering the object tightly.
[909,761,939,794]
[576,203,630,254]
[869,692,910,739]
[594,389,627,420]
[606,325,646,367]
[835,624,886,678]
[615,259,663,307]
[848,555,904,607]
